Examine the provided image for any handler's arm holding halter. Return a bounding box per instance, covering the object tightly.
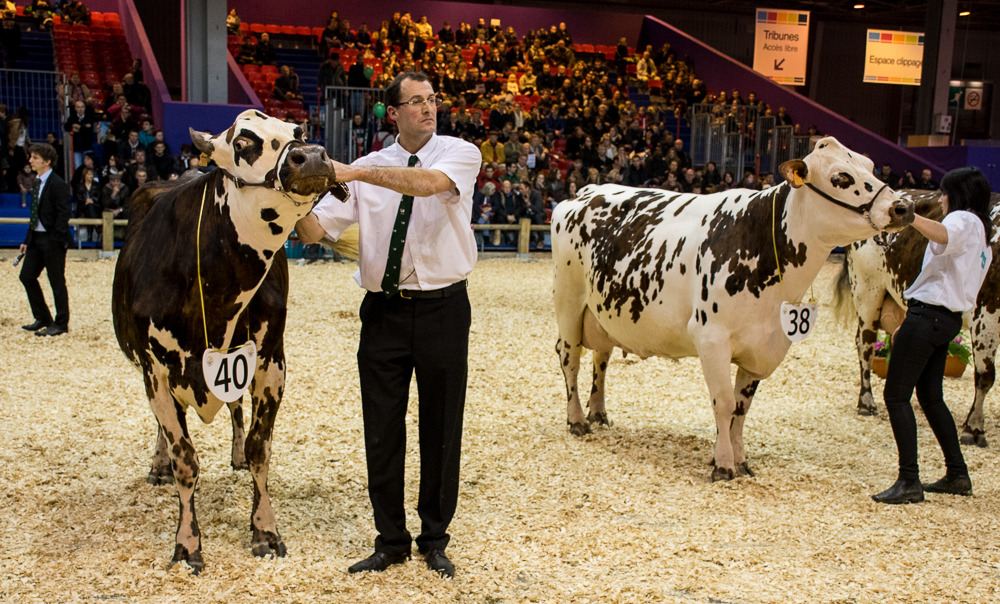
[295,160,457,244]
[909,213,949,245]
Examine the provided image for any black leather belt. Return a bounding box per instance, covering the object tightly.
[909,299,962,318]
[396,280,467,300]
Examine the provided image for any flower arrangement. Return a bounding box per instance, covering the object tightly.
[949,332,972,366]
[874,332,891,359]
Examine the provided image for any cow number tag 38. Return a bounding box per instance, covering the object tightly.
[780,302,817,343]
[203,341,256,402]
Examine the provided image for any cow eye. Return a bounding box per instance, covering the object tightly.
[234,139,250,152]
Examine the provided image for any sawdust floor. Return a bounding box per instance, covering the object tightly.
[1,257,999,604]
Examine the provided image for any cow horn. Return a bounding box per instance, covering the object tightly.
[190,128,215,156]
[779,159,808,188]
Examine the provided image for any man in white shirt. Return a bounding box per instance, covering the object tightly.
[19,143,74,336]
[297,72,481,578]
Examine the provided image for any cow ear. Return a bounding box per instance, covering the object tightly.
[779,159,808,188]
[190,128,215,156]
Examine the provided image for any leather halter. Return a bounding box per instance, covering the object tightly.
[805,181,892,232]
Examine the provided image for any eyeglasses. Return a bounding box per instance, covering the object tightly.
[397,96,443,109]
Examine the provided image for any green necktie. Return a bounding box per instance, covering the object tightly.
[28,177,41,230]
[381,154,420,297]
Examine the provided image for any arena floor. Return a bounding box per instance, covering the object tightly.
[1,257,999,604]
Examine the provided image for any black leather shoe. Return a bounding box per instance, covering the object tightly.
[923,474,973,496]
[347,551,410,574]
[36,325,68,337]
[22,320,51,331]
[872,479,924,504]
[424,550,455,578]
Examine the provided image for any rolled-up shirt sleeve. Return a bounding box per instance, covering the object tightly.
[929,211,982,257]
[430,142,482,205]
[311,182,359,241]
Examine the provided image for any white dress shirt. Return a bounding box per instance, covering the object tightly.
[34,168,53,232]
[312,133,481,292]
[905,210,993,313]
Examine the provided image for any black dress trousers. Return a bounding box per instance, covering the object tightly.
[357,287,471,555]
[19,231,69,328]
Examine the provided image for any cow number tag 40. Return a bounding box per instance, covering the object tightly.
[203,341,256,402]
[780,302,818,343]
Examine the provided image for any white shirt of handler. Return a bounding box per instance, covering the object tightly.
[905,210,993,313]
[311,133,481,291]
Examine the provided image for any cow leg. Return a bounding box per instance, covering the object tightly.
[145,372,203,574]
[587,350,611,427]
[246,355,286,559]
[146,423,175,485]
[228,401,249,470]
[556,336,589,436]
[695,335,739,481]
[962,308,998,447]
[730,369,760,477]
[854,307,884,416]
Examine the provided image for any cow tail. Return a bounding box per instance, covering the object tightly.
[831,254,855,329]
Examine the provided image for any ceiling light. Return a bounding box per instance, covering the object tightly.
[854,3,864,8]
[959,11,970,16]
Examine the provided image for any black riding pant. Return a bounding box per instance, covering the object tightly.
[357,287,470,555]
[883,302,967,481]
[19,231,69,328]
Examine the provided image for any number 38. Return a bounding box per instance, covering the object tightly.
[786,307,811,336]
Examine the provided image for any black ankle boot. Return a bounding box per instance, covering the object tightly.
[872,479,924,504]
[922,474,972,496]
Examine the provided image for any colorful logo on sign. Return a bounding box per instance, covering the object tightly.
[756,11,809,25]
[863,29,924,85]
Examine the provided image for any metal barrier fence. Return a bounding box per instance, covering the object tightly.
[323,86,388,164]
[0,69,66,142]
[690,103,811,182]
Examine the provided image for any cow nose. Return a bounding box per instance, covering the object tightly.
[288,149,307,166]
[893,203,908,216]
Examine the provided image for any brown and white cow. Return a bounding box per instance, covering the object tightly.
[835,190,1000,445]
[552,137,914,481]
[112,110,346,573]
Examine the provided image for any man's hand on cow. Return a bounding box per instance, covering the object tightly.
[332,160,358,183]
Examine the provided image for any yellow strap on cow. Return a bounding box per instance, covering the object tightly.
[196,184,250,352]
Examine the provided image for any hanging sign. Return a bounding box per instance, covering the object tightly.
[753,8,810,85]
[780,302,817,343]
[863,29,924,86]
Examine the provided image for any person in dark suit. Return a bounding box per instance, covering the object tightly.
[19,143,73,337]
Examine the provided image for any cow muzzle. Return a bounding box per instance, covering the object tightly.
[280,145,336,197]
[883,198,915,231]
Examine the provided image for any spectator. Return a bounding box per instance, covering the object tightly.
[480,130,505,166]
[75,167,102,240]
[17,163,36,200]
[547,167,565,203]
[567,159,586,189]
[738,172,760,190]
[477,164,500,191]
[63,100,95,169]
[318,52,346,93]
[880,163,901,189]
[438,21,455,44]
[102,154,125,180]
[318,16,339,59]
[28,0,55,30]
[150,129,171,156]
[673,138,690,170]
[516,181,545,249]
[403,30,426,62]
[501,128,520,163]
[483,70,502,97]
[518,67,537,96]
[472,182,500,247]
[0,9,20,69]
[414,15,433,39]
[44,132,64,176]
[680,167,700,192]
[63,0,91,25]
[123,72,152,113]
[148,141,175,181]
[776,106,793,126]
[455,22,473,46]
[466,110,486,140]
[702,161,722,191]
[172,144,194,175]
[136,118,155,147]
[256,32,277,67]
[71,152,100,189]
[124,149,155,189]
[356,23,372,48]
[338,19,357,48]
[493,179,518,245]
[237,35,256,65]
[65,72,94,108]
[106,93,141,121]
[500,162,521,186]
[545,105,565,137]
[916,168,939,191]
[347,55,370,88]
[273,65,304,101]
[119,129,144,163]
[226,8,241,35]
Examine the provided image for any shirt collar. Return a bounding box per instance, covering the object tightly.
[37,168,52,185]
[396,133,439,166]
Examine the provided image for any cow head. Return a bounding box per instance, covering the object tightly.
[190,110,348,204]
[780,137,914,232]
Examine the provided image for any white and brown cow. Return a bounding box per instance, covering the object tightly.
[552,137,915,481]
[835,190,1000,445]
[112,110,346,573]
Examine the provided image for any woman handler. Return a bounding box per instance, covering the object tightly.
[873,167,993,504]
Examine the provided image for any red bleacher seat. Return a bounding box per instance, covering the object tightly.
[572,43,583,53]
[261,65,278,75]
[266,108,287,119]
[243,64,261,74]
[626,64,637,74]
[553,140,568,154]
[264,72,279,84]
[295,26,312,37]
[90,12,103,21]
[605,51,615,61]
[103,12,120,22]
[290,109,309,123]
[240,22,250,33]
[627,46,636,55]
[284,100,303,111]
[250,23,265,34]
[15,5,23,15]
[264,98,284,109]
[280,25,295,36]
[581,44,595,53]
[265,24,281,35]
[312,27,324,41]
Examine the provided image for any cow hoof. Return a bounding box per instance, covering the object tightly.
[231,460,249,472]
[857,405,878,417]
[587,412,611,427]
[171,545,204,575]
[568,421,591,437]
[146,471,174,486]
[738,462,755,477]
[711,467,736,482]
[252,535,287,559]
[960,432,988,448]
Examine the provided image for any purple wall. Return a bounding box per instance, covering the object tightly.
[907,147,1000,192]
[227,0,644,47]
[637,16,946,179]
